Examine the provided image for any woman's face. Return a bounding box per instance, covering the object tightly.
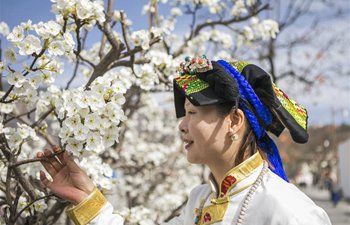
[178,99,233,165]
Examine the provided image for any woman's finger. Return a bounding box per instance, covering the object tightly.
[63,151,81,173]
[53,146,65,165]
[44,149,63,171]
[40,170,52,188]
[37,151,57,177]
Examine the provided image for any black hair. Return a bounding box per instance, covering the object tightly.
[215,102,259,166]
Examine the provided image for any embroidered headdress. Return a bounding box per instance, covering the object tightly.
[173,55,308,181]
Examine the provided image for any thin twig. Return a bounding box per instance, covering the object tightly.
[13,194,55,223]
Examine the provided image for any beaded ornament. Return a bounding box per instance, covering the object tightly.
[177,54,213,75]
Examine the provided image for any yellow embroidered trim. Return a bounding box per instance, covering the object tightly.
[217,152,263,195]
[66,187,107,225]
[198,181,255,225]
[198,201,229,225]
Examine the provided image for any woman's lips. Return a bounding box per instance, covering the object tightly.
[184,141,193,150]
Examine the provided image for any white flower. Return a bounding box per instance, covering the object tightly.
[4,48,17,63]
[92,0,106,23]
[63,32,75,51]
[0,103,15,114]
[18,35,42,55]
[86,132,102,150]
[103,103,125,124]
[102,131,117,148]
[231,0,247,17]
[40,72,55,84]
[59,125,72,143]
[170,7,182,17]
[88,93,105,111]
[7,72,26,88]
[48,40,65,56]
[29,76,42,88]
[33,199,48,212]
[45,59,64,75]
[73,124,89,141]
[76,0,94,20]
[111,82,127,94]
[84,113,100,130]
[0,21,10,36]
[66,138,83,154]
[259,19,279,39]
[131,30,150,50]
[45,21,61,36]
[76,94,89,108]
[243,26,254,41]
[17,196,30,217]
[7,133,23,149]
[66,115,82,129]
[247,0,255,7]
[17,123,38,140]
[97,118,109,132]
[112,10,122,21]
[7,26,24,42]
[20,20,33,31]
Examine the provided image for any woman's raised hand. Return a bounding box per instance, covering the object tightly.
[37,146,95,205]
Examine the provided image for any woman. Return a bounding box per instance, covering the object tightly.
[37,56,331,225]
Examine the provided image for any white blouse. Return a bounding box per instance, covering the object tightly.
[89,153,331,225]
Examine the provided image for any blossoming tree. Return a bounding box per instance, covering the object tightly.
[0,0,280,224]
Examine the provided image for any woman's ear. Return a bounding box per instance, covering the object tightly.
[228,108,245,134]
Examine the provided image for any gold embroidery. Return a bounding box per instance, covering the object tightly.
[66,187,107,225]
[198,201,229,225]
[216,152,263,196]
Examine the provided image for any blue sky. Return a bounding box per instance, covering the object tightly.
[1,0,349,125]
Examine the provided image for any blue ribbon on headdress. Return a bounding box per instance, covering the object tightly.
[217,60,288,182]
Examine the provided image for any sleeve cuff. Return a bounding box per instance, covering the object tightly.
[66,187,107,225]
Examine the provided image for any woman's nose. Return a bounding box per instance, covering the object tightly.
[178,119,188,133]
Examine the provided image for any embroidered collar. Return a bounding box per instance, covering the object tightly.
[209,152,263,198]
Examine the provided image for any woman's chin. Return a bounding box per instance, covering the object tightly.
[186,153,202,164]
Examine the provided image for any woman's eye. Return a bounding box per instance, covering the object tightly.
[188,111,196,115]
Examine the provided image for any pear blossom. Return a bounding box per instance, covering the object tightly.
[20,20,33,31]
[86,132,103,150]
[131,30,150,50]
[102,131,118,148]
[231,0,248,17]
[17,123,39,140]
[73,124,89,141]
[59,125,71,143]
[17,35,42,55]
[33,199,48,212]
[243,26,254,41]
[66,138,84,154]
[7,133,23,149]
[65,115,82,129]
[29,76,42,88]
[0,21,10,36]
[4,48,17,63]
[96,118,110,132]
[171,7,183,17]
[88,93,106,111]
[17,196,31,217]
[76,0,94,20]
[7,26,24,43]
[45,21,61,36]
[84,113,100,130]
[259,19,279,39]
[7,72,26,88]
[48,40,65,55]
